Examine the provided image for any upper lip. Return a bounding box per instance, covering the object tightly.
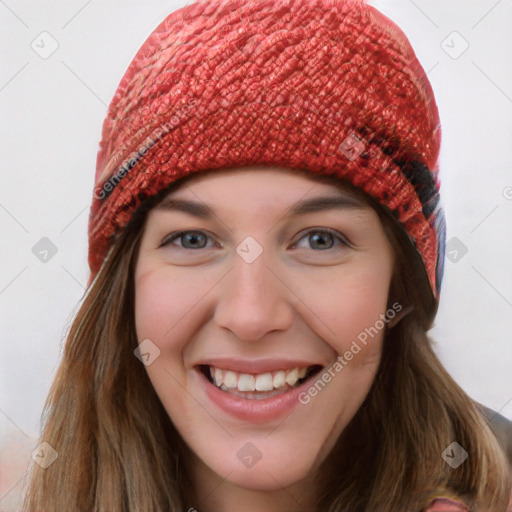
[195,358,325,374]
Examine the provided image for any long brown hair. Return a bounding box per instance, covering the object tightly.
[21,172,511,511]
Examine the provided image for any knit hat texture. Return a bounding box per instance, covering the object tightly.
[88,0,445,301]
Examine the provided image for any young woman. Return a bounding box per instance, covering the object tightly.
[22,0,512,510]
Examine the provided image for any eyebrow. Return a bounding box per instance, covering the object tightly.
[154,194,367,219]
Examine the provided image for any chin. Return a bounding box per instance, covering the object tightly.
[192,431,332,492]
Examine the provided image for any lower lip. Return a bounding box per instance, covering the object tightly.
[195,368,316,424]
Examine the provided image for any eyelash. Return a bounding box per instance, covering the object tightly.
[159,228,351,251]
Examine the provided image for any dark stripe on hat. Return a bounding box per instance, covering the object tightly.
[393,159,440,220]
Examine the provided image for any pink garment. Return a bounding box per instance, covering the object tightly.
[424,498,470,511]
[425,493,512,512]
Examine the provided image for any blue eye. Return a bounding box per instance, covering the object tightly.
[160,230,216,250]
[294,228,350,251]
[160,228,349,251]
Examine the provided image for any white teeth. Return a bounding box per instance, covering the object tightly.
[206,365,314,394]
[213,367,223,387]
[255,372,273,391]
[285,368,299,386]
[238,374,255,392]
[272,370,286,388]
[224,371,238,389]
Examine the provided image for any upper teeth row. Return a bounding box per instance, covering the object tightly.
[209,366,309,392]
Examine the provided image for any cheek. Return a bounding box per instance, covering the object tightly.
[298,261,392,357]
[134,266,209,347]
[134,270,174,345]
[133,267,206,424]
[134,270,161,339]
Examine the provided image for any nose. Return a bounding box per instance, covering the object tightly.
[213,247,294,343]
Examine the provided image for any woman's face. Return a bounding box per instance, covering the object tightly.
[134,167,395,497]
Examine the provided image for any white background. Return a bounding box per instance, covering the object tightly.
[1,0,511,509]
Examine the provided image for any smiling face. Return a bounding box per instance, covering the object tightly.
[133,167,395,503]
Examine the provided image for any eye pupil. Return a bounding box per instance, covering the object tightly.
[183,231,206,249]
[310,231,334,250]
[166,229,343,252]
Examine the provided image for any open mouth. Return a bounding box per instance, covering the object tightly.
[198,364,323,400]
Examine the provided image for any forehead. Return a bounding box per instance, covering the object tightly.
[155,166,373,208]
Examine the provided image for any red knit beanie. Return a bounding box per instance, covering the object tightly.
[88,0,445,301]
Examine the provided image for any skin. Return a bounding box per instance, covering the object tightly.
[134,166,396,512]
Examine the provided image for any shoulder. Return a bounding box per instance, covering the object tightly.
[424,404,512,512]
[477,402,512,469]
